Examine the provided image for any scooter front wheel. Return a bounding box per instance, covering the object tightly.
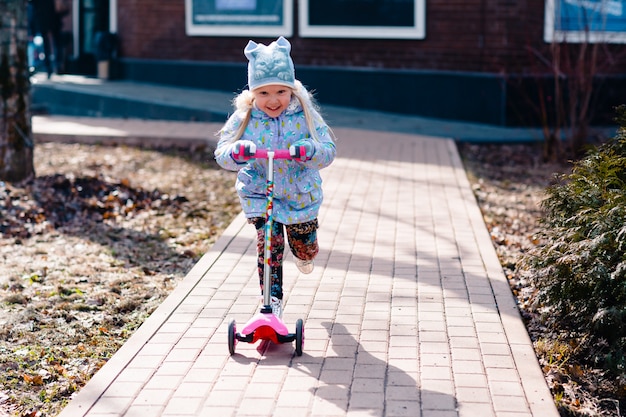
[228,319,237,355]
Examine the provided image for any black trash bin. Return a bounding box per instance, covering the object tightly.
[94,31,117,79]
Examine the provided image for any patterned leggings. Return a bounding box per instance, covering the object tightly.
[249,217,319,300]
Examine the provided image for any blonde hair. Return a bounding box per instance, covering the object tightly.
[219,80,335,144]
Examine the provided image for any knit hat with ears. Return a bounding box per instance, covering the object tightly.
[244,36,296,91]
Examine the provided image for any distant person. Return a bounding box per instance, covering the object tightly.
[214,37,337,318]
[29,0,61,78]
[53,0,71,74]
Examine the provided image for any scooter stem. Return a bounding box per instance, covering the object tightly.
[262,151,275,308]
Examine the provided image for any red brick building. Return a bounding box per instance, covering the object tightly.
[65,0,626,126]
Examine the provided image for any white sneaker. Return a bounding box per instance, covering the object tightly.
[296,258,314,274]
[270,296,283,318]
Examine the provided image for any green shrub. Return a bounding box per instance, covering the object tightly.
[522,105,626,375]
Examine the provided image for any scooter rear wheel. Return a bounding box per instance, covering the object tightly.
[228,319,237,355]
[295,319,304,356]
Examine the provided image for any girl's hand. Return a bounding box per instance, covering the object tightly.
[231,140,257,162]
[289,141,315,161]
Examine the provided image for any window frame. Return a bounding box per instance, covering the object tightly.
[298,0,426,39]
[544,0,626,44]
[185,0,293,37]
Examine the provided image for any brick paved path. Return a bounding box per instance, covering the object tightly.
[50,123,558,417]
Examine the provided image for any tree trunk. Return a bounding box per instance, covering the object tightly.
[0,0,34,183]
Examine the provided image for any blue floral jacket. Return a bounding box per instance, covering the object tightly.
[215,99,336,225]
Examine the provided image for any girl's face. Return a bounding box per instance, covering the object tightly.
[252,84,292,118]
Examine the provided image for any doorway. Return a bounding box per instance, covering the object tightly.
[68,0,109,75]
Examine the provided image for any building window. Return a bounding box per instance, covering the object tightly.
[299,0,425,39]
[185,0,293,37]
[544,0,626,43]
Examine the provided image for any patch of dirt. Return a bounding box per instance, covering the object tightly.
[0,142,239,416]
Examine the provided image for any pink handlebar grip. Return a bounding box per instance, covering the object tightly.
[254,149,293,159]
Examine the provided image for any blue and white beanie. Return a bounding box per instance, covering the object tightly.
[244,36,296,91]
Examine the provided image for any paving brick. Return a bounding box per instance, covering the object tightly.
[350,377,385,393]
[237,398,276,416]
[492,395,531,413]
[385,400,421,417]
[420,366,453,381]
[162,396,203,415]
[458,402,496,417]
[451,360,485,375]
[483,354,516,369]
[133,389,172,406]
[453,373,488,388]
[311,394,348,416]
[124,405,165,416]
[456,386,492,403]
[421,390,457,410]
[450,345,481,360]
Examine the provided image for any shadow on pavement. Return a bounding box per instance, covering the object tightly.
[291,321,458,416]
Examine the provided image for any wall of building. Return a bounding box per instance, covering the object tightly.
[115,0,545,74]
[110,1,626,127]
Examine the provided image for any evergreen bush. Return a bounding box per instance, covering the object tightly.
[522,105,626,375]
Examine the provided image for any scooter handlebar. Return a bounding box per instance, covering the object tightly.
[254,149,293,160]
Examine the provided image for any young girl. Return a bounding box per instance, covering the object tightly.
[214,36,336,317]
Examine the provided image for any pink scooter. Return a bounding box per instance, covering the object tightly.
[228,149,304,356]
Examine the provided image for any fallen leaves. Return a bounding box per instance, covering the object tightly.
[0,142,239,416]
[22,375,44,386]
[0,173,190,239]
